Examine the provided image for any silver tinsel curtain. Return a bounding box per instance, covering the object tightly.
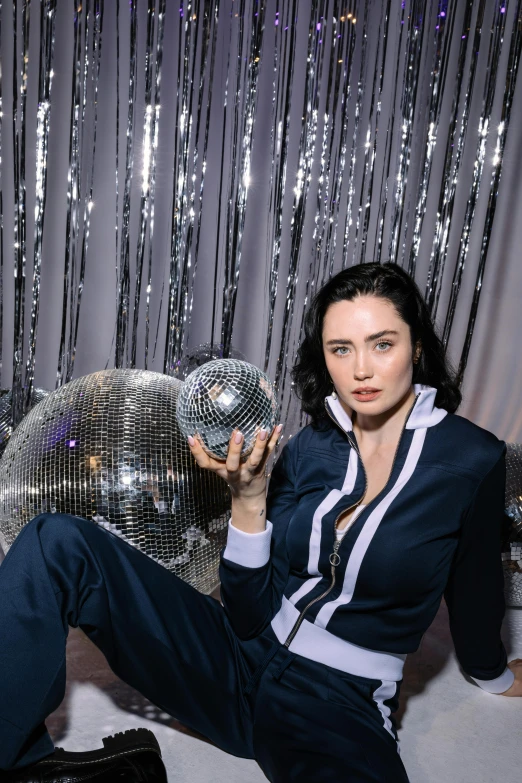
[1,0,522,445]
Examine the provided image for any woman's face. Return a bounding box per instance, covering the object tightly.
[322,295,419,418]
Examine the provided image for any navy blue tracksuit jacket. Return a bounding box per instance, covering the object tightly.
[220,383,514,694]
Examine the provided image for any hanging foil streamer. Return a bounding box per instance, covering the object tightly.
[273,0,323,403]
[372,0,408,264]
[56,0,82,385]
[290,0,360,429]
[24,0,57,410]
[11,0,30,428]
[143,1,166,369]
[270,0,325,442]
[320,2,359,279]
[56,0,104,385]
[426,0,481,316]
[183,1,220,355]
[115,0,138,368]
[0,2,3,382]
[395,0,436,268]
[164,0,220,376]
[210,4,233,357]
[219,1,267,359]
[340,0,371,270]
[456,0,522,384]
[353,0,390,268]
[281,0,359,440]
[67,0,104,383]
[313,4,357,288]
[278,1,358,439]
[130,0,166,369]
[442,1,510,356]
[262,0,298,372]
[387,0,428,264]
[105,0,121,371]
[406,0,455,275]
[311,10,340,289]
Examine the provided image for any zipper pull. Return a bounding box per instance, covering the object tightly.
[329,539,341,567]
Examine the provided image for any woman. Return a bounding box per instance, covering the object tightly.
[0,262,520,782]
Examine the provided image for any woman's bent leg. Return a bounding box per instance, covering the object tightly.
[0,514,268,771]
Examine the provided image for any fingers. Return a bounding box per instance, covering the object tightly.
[247,426,271,468]
[186,433,217,471]
[186,430,246,484]
[265,423,284,457]
[187,423,284,477]
[225,428,244,473]
[248,423,284,470]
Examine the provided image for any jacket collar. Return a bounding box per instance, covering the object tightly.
[324,383,448,433]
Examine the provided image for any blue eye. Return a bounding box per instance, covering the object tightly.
[333,341,392,355]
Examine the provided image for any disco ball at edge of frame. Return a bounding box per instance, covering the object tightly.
[176,359,279,461]
[0,370,231,595]
[503,442,522,607]
[0,387,50,458]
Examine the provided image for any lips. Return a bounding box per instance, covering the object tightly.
[353,388,380,393]
[352,389,382,400]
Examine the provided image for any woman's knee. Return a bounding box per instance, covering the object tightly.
[22,512,91,548]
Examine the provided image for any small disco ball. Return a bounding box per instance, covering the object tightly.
[178,342,246,380]
[0,387,50,458]
[0,370,231,594]
[176,359,279,460]
[503,443,522,607]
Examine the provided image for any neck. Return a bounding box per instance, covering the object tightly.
[348,385,417,449]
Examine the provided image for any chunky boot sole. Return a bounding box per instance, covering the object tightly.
[47,727,162,764]
[1,728,168,782]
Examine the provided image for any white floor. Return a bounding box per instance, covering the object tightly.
[48,603,522,783]
[397,605,522,782]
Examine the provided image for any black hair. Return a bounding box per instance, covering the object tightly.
[291,262,462,427]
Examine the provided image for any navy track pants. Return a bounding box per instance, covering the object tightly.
[0,514,410,781]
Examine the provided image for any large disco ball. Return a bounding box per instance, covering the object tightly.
[0,387,50,457]
[178,342,246,380]
[0,370,231,594]
[503,443,522,607]
[176,359,279,460]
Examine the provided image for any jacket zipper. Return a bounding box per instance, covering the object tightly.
[282,391,420,649]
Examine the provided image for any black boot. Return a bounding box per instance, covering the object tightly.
[0,728,168,782]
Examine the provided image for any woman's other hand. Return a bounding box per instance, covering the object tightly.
[499,659,522,696]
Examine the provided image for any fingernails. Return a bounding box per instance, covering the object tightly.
[188,435,195,446]
[234,431,243,444]
[276,423,283,433]
[259,429,268,441]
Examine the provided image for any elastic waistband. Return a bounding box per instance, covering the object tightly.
[271,597,406,682]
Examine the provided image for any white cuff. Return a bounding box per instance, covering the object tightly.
[222,519,273,568]
[471,666,515,694]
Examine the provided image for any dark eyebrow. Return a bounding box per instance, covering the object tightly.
[325,329,400,346]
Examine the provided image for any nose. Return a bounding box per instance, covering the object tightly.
[353,350,373,379]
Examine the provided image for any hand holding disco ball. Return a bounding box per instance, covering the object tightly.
[187,421,283,503]
[176,359,282,491]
